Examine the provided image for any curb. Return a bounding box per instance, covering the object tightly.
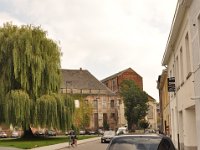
[30,137,101,150]
[58,137,100,149]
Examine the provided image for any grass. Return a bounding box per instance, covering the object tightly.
[0,135,97,149]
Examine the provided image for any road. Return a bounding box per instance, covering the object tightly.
[60,139,109,150]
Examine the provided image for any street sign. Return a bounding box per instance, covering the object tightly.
[168,77,175,92]
[168,77,175,82]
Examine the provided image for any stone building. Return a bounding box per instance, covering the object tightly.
[146,95,158,130]
[60,68,118,130]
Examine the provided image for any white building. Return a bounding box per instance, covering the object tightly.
[162,0,200,149]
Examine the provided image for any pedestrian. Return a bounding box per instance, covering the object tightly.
[68,130,72,148]
[69,130,77,147]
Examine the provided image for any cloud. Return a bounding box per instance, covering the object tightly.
[0,0,177,100]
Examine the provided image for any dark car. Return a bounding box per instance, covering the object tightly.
[34,130,45,136]
[106,134,176,150]
[101,130,116,143]
[86,129,96,135]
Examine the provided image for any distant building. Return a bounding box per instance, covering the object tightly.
[157,69,171,136]
[146,95,158,130]
[60,68,118,130]
[101,68,143,93]
[102,68,157,129]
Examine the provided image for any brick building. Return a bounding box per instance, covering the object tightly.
[101,68,143,127]
[102,68,157,129]
[102,68,143,93]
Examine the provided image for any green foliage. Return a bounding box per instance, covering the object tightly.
[139,119,150,131]
[35,94,76,131]
[63,95,75,130]
[119,80,148,130]
[0,22,61,100]
[0,23,76,133]
[103,120,109,130]
[4,90,32,130]
[35,94,58,129]
[73,99,92,129]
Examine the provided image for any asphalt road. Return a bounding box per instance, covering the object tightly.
[60,139,109,150]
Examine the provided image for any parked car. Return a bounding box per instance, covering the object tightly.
[101,130,116,143]
[46,130,56,136]
[34,130,45,136]
[116,126,128,135]
[65,131,69,135]
[106,134,176,150]
[0,132,7,138]
[85,129,96,135]
[79,130,86,135]
[97,129,104,135]
[11,131,19,138]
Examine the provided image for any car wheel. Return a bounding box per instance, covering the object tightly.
[101,139,104,143]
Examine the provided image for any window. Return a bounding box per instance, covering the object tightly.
[185,33,191,74]
[180,48,184,83]
[110,100,114,108]
[102,98,107,109]
[175,56,180,87]
[110,113,115,119]
[93,100,98,108]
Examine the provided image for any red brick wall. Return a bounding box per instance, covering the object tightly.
[118,69,143,90]
[102,68,143,92]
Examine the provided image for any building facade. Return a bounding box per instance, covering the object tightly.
[157,69,171,136]
[146,95,158,131]
[162,0,200,149]
[60,68,118,130]
[102,68,157,130]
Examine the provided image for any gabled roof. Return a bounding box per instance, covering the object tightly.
[147,94,157,103]
[101,67,142,82]
[60,69,114,95]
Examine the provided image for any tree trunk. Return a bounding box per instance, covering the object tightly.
[22,126,35,138]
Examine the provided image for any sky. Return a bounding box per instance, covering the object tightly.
[0,0,178,101]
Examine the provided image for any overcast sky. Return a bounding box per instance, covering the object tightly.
[0,0,177,100]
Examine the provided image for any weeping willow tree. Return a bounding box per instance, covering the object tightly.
[4,90,32,130]
[35,94,75,131]
[63,95,75,130]
[0,22,74,137]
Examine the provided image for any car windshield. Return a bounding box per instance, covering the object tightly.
[108,136,161,150]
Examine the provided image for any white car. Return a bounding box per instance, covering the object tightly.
[116,127,128,135]
[12,131,19,138]
[0,132,7,138]
[79,130,86,135]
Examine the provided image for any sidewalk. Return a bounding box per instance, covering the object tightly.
[30,137,101,150]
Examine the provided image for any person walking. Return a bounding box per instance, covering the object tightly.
[69,130,77,147]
